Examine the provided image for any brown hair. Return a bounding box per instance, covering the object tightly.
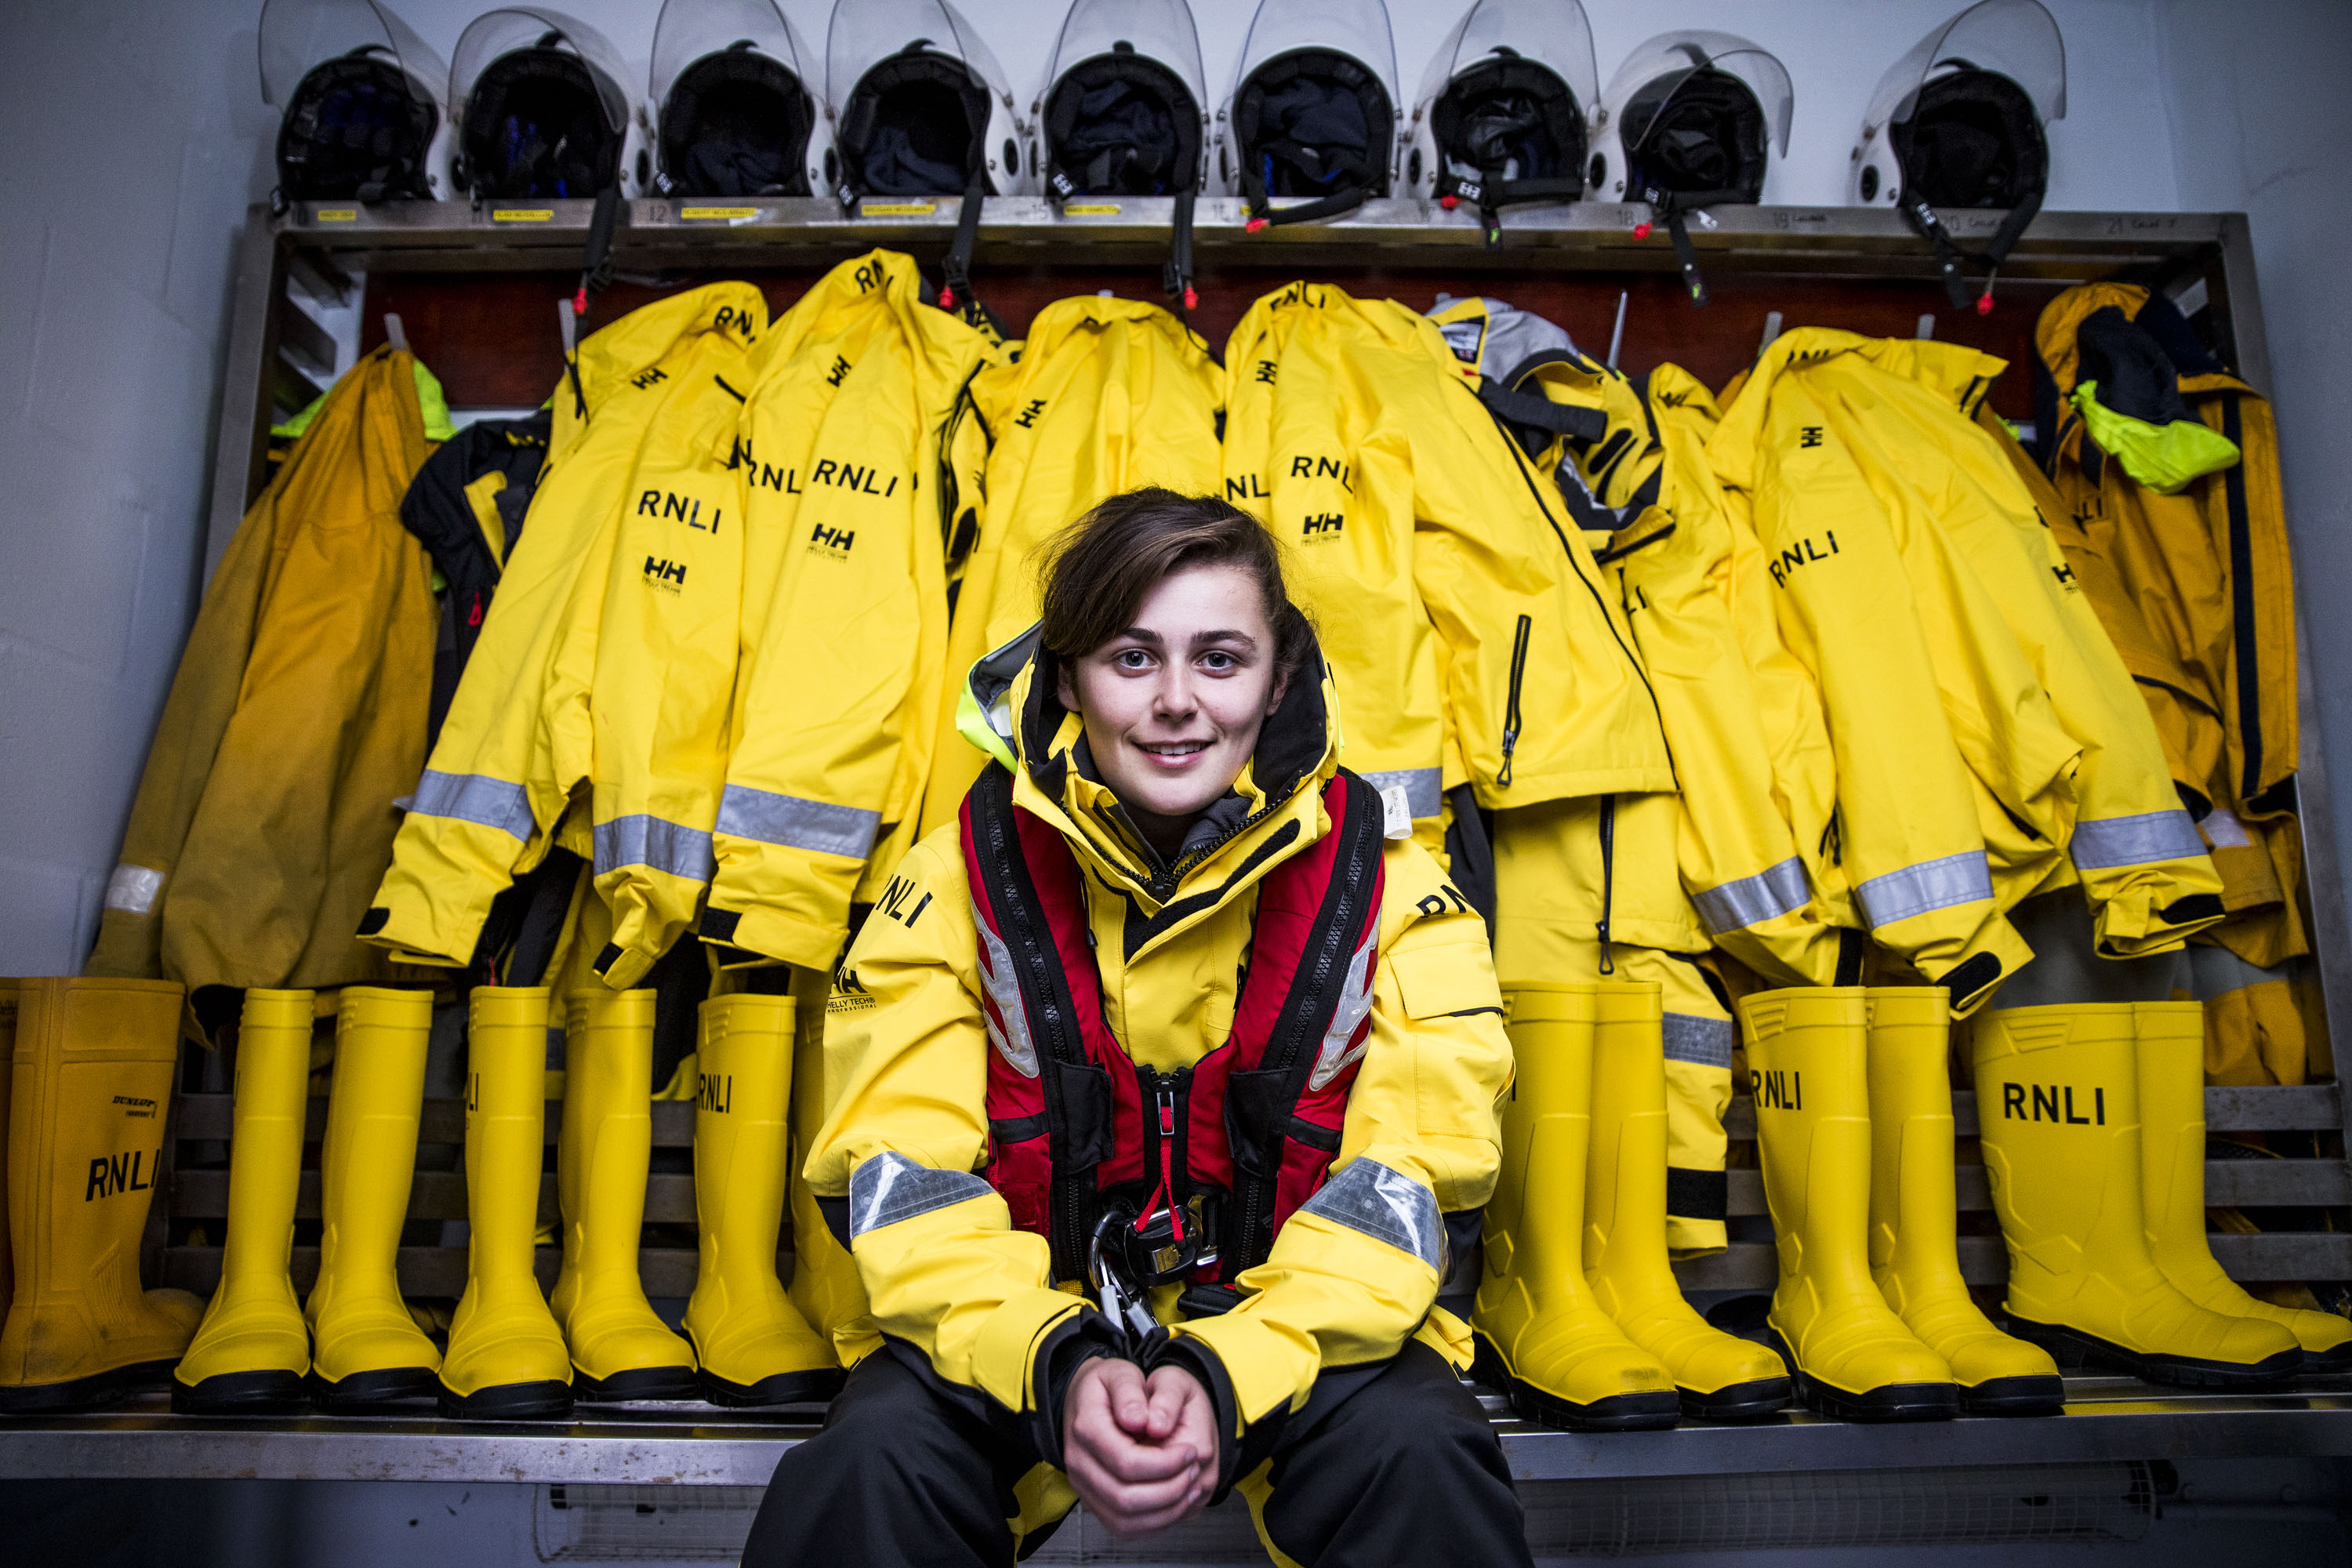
[1037,488,1317,692]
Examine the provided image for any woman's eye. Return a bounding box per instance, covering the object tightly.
[1200,652,1236,672]
[1114,649,1152,670]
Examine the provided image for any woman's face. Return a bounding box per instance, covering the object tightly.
[1055,563,1290,851]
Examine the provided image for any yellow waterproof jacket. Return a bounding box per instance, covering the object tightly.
[1711,330,2049,1011]
[2035,283,2302,967]
[917,297,1225,837]
[696,252,993,972]
[1221,282,1673,846]
[89,347,436,996]
[365,285,769,975]
[806,632,1510,1465]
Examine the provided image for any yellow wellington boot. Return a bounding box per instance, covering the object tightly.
[1739,987,1958,1421]
[0,978,199,1412]
[1470,985,1679,1431]
[1974,1003,2302,1386]
[2135,1001,2352,1370]
[440,986,573,1419]
[786,965,876,1363]
[551,988,696,1401]
[1585,982,1791,1421]
[1864,987,2062,1416]
[687,993,844,1406]
[307,985,442,1408]
[174,989,316,1413]
[0,980,19,1319]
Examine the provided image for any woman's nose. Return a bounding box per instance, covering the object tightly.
[1152,666,1198,717]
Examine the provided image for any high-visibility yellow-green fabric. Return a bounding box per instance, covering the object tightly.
[89,347,436,995]
[698,252,993,973]
[916,297,1225,837]
[806,638,1510,1432]
[1817,336,2225,960]
[2035,283,2303,971]
[2070,382,2241,495]
[365,285,768,975]
[1221,281,1673,855]
[1710,332,2036,1013]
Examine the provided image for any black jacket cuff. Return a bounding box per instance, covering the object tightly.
[1026,1307,1125,1468]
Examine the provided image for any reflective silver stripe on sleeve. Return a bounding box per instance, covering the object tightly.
[1306,924,1379,1092]
[1361,768,1443,821]
[593,815,717,882]
[1690,857,1809,936]
[848,1150,993,1238]
[971,895,1040,1078]
[1298,1157,1444,1269]
[1663,1013,1734,1070]
[716,786,882,859]
[408,770,537,841]
[1856,850,1993,929]
[2070,809,2207,871]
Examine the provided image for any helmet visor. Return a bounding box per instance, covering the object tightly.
[451,7,631,132]
[1230,0,1399,110]
[1863,0,2066,134]
[827,0,1014,113]
[652,0,812,107]
[260,0,444,109]
[1044,0,1206,111]
[1608,31,1792,158]
[1415,0,1595,122]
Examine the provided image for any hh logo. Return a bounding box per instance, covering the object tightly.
[630,367,668,391]
[644,555,687,586]
[637,489,723,534]
[877,874,932,928]
[698,1073,732,1113]
[85,1149,159,1200]
[826,354,852,388]
[1750,1069,1803,1109]
[1225,474,1270,502]
[810,524,855,554]
[1253,360,1278,385]
[1301,512,1345,539]
[2051,563,2078,588]
[1014,399,1046,429]
[832,960,867,995]
[2001,1082,2107,1125]
[1767,531,1839,589]
[1288,455,1355,494]
[1798,426,1825,448]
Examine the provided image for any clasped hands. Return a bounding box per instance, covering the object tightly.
[1061,1356,1219,1537]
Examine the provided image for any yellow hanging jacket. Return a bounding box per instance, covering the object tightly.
[807,630,1509,1464]
[917,296,1225,837]
[695,252,994,972]
[1710,331,2047,1011]
[89,347,437,994]
[364,285,768,974]
[1221,281,1674,848]
[2034,283,2303,968]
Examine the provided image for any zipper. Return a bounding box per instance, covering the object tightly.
[1596,793,1617,975]
[1498,614,1532,786]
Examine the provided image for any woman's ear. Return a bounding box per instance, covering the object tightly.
[1054,654,1080,714]
[1266,665,1292,715]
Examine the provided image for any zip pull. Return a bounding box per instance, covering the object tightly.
[1498,613,1532,788]
[1154,1079,1183,1241]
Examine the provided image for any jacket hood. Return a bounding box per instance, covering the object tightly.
[2034,281,2244,492]
[958,621,1344,911]
[1709,327,2003,488]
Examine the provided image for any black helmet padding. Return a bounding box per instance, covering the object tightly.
[1432,55,1584,196]
[659,43,815,198]
[460,46,622,199]
[278,49,439,202]
[1233,46,1392,223]
[1044,49,1201,198]
[838,45,994,198]
[1891,67,2046,210]
[1624,67,1766,206]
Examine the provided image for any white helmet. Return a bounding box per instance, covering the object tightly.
[650,0,832,198]
[1406,0,1598,245]
[1849,0,2065,314]
[449,7,645,202]
[1217,0,1402,230]
[1589,31,1791,304]
[1033,0,1210,303]
[260,0,452,204]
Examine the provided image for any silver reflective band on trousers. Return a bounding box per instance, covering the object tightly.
[1299,1158,1445,1269]
[1856,849,1993,928]
[717,785,882,859]
[848,1151,993,1239]
[1691,856,1809,936]
[593,814,717,881]
[2069,809,2207,870]
[408,769,537,841]
[1361,768,1443,822]
[1663,1013,1735,1069]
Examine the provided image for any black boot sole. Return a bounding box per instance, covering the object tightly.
[0,1357,177,1414]
[172,1369,309,1415]
[1958,1374,2065,1416]
[2003,1315,2305,1388]
[1471,1333,1680,1432]
[308,1366,441,1410]
[1766,1330,1959,1423]
[572,1365,700,1403]
[438,1379,575,1421]
[696,1367,846,1407]
[1679,1376,1792,1423]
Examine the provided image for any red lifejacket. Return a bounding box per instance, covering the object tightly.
[960,765,1387,1294]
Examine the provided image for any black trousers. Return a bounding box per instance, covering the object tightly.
[739,1340,1534,1567]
